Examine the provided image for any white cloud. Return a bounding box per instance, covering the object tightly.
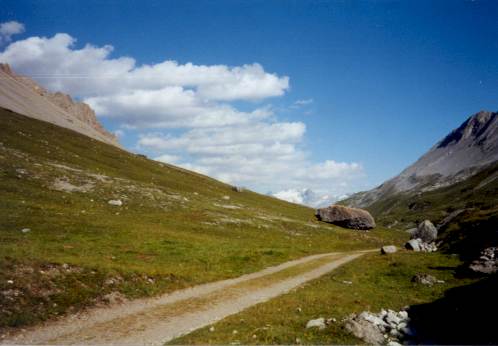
[293,98,313,107]
[0,31,366,199]
[272,188,339,208]
[0,21,25,45]
[154,154,181,164]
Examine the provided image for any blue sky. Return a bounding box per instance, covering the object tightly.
[1,1,497,204]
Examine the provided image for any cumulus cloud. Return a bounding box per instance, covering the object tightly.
[0,31,365,198]
[0,21,25,45]
[272,188,341,208]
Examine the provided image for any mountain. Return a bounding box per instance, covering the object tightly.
[272,188,343,208]
[0,63,119,147]
[345,111,498,208]
[342,111,498,259]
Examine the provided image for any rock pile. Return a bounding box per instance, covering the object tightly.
[345,309,415,345]
[469,247,498,274]
[315,205,376,230]
[405,220,438,252]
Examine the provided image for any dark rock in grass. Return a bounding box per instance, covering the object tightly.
[315,205,375,230]
[381,245,397,254]
[411,220,437,243]
[412,273,438,286]
[232,186,245,192]
[469,247,498,274]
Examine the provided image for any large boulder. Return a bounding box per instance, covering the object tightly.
[315,205,376,230]
[411,220,437,243]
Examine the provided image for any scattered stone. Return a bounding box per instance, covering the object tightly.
[6,280,14,285]
[108,199,123,206]
[102,292,127,305]
[232,186,245,192]
[209,326,215,332]
[342,280,353,285]
[411,220,437,243]
[232,330,238,335]
[405,239,421,252]
[345,315,385,345]
[405,238,437,253]
[315,205,375,230]
[306,317,326,330]
[469,247,498,274]
[222,195,230,200]
[381,245,397,254]
[345,309,414,345]
[21,228,31,233]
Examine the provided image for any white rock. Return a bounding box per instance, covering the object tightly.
[108,199,123,206]
[21,228,31,233]
[405,238,422,251]
[306,317,326,330]
[386,311,402,326]
[222,195,230,200]
[6,280,14,284]
[209,326,215,332]
[381,245,397,254]
[398,311,408,319]
[387,341,403,346]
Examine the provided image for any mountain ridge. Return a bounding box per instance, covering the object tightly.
[0,63,119,147]
[345,110,498,208]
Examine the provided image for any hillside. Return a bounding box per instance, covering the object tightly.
[0,107,403,331]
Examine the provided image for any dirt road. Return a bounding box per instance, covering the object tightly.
[3,250,374,345]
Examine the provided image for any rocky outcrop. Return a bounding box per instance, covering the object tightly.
[469,247,498,274]
[0,63,119,147]
[315,205,376,230]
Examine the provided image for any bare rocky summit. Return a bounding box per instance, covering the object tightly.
[0,63,119,147]
[345,111,498,208]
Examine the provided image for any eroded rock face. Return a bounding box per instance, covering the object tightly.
[411,220,438,243]
[315,205,376,230]
[0,63,119,147]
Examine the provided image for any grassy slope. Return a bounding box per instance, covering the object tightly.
[172,251,478,345]
[0,108,406,329]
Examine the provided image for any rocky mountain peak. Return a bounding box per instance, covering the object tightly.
[438,111,496,148]
[343,110,498,208]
